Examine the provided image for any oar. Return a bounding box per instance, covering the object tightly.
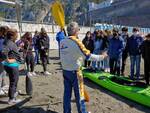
[51,1,66,35]
[51,0,90,107]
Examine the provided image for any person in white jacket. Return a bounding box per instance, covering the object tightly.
[60,22,107,113]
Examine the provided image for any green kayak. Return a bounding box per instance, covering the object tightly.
[82,69,150,107]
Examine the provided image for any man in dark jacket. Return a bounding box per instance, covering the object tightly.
[127,28,144,80]
[39,28,51,75]
[141,33,150,85]
[108,28,124,75]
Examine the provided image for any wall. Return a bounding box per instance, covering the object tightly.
[0,21,93,49]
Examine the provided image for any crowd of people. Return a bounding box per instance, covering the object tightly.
[0,26,51,104]
[82,27,150,85]
[0,22,150,113]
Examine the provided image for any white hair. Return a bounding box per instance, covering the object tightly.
[67,22,79,36]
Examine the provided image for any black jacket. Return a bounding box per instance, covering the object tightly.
[141,39,150,61]
[82,37,94,53]
[38,35,49,51]
[24,40,33,55]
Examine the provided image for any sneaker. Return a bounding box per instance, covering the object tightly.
[27,72,33,76]
[0,90,5,95]
[8,98,22,105]
[1,85,9,90]
[44,71,52,75]
[32,72,36,76]
[14,92,19,98]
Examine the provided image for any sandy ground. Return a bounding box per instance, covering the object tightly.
[0,50,149,113]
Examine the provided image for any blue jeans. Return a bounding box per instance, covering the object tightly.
[92,50,103,70]
[63,70,86,113]
[34,49,39,64]
[109,58,122,75]
[130,55,141,80]
[104,57,109,69]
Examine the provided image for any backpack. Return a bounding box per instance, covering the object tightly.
[0,39,23,63]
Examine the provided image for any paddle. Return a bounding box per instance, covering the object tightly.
[51,0,90,109]
[51,1,66,35]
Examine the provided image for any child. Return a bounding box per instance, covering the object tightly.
[141,33,150,85]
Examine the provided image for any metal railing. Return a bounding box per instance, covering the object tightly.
[95,23,150,34]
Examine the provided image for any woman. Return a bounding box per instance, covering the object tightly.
[23,32,35,76]
[92,30,107,70]
[2,29,21,104]
[38,28,51,75]
[82,31,94,67]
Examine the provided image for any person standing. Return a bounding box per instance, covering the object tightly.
[60,22,107,113]
[127,28,144,80]
[56,27,65,58]
[141,33,150,85]
[0,26,9,95]
[2,29,22,104]
[82,31,94,68]
[108,28,124,75]
[39,28,51,75]
[120,27,129,76]
[23,32,36,76]
[92,30,107,70]
[33,31,40,64]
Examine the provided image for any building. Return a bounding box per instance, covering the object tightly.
[88,0,114,11]
[78,0,150,28]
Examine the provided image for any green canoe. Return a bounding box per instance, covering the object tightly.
[82,69,150,107]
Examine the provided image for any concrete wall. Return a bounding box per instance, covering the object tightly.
[0,21,94,49]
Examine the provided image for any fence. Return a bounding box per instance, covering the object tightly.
[94,23,150,34]
[0,21,93,49]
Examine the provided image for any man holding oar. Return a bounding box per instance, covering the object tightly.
[60,22,108,113]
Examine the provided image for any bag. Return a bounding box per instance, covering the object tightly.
[1,45,24,63]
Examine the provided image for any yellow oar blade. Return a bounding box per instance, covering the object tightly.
[51,1,65,28]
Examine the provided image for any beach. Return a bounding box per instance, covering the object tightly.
[0,49,149,113]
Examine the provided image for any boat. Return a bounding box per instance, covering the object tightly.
[82,69,150,107]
